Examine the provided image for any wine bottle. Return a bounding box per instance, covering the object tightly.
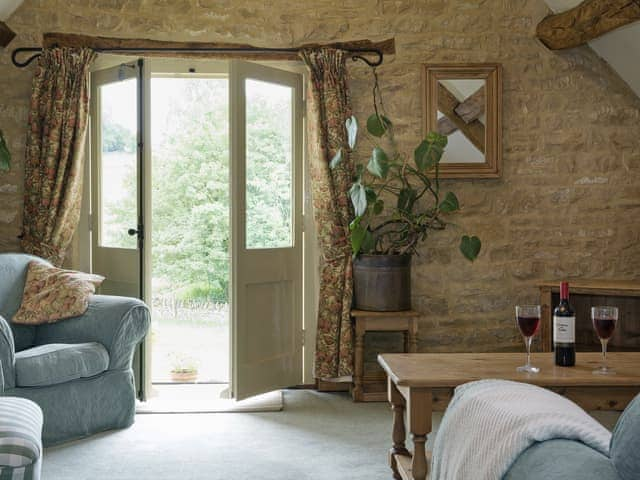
[554,281,576,366]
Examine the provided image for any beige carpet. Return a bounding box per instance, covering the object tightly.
[45,390,621,480]
[136,383,283,413]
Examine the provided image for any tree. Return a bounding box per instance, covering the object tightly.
[107,77,294,303]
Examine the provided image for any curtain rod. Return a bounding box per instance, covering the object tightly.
[11,45,384,68]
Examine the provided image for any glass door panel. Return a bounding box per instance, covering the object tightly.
[245,79,293,249]
[98,78,138,249]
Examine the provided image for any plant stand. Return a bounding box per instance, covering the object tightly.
[351,309,419,402]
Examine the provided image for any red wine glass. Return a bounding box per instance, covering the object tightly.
[516,305,541,373]
[592,306,618,375]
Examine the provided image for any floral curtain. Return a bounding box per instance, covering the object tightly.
[21,48,95,266]
[301,48,355,379]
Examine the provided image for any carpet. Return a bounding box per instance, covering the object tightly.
[43,390,619,480]
[136,384,283,413]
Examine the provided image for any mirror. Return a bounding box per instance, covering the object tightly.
[423,64,502,178]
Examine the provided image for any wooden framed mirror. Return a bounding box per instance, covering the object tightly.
[423,63,502,178]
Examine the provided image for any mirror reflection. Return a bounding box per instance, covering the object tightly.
[436,79,486,164]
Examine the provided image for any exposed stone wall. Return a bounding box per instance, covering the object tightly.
[1,0,639,352]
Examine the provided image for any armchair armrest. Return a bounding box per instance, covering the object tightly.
[0,314,15,391]
[33,295,150,371]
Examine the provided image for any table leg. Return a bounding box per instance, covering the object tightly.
[408,320,418,353]
[388,378,409,479]
[353,321,365,401]
[408,387,432,480]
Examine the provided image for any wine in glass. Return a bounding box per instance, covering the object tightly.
[516,305,541,373]
[592,306,618,375]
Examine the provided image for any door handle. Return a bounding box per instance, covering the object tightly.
[128,225,144,238]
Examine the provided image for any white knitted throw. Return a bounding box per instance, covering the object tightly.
[430,379,611,480]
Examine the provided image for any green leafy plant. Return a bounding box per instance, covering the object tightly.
[0,130,11,172]
[331,71,481,261]
[168,352,199,374]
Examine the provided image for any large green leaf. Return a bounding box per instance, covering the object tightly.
[426,131,448,148]
[460,235,481,261]
[0,130,10,172]
[350,217,367,255]
[366,114,391,137]
[346,115,358,149]
[373,199,384,215]
[349,182,368,217]
[365,187,377,204]
[397,187,417,213]
[361,229,375,254]
[367,147,390,179]
[439,192,459,213]
[414,140,441,171]
[329,148,343,170]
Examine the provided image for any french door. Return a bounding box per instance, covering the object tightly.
[90,60,146,398]
[230,61,304,400]
[89,57,304,401]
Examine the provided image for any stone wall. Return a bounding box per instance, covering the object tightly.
[1,0,639,352]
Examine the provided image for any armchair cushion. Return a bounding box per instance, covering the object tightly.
[34,295,150,371]
[14,343,109,387]
[12,261,104,325]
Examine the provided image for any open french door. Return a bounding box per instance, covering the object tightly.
[88,57,304,402]
[90,59,147,399]
[230,61,304,400]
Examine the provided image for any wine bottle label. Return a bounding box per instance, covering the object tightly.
[553,315,575,343]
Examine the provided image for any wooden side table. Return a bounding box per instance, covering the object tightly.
[351,309,419,402]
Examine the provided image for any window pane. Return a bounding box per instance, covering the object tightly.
[99,79,138,249]
[245,79,293,249]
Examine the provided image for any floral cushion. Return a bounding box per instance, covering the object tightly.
[12,261,104,325]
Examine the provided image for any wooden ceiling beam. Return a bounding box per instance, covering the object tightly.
[41,33,395,61]
[537,0,640,50]
[0,21,16,48]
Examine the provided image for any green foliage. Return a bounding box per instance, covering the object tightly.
[367,147,390,179]
[168,352,199,373]
[332,72,481,261]
[107,78,292,302]
[460,235,482,262]
[346,115,358,149]
[439,192,460,213]
[0,130,10,172]
[176,282,228,303]
[366,114,391,138]
[102,122,136,153]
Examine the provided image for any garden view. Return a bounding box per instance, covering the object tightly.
[101,73,293,384]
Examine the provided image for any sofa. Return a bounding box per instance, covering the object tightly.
[0,253,150,446]
[503,393,640,480]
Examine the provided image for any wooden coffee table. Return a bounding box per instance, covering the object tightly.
[377,352,640,480]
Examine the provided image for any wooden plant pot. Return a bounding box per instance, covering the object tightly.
[353,254,411,311]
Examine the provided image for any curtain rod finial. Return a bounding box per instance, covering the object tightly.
[351,50,383,68]
[12,47,42,67]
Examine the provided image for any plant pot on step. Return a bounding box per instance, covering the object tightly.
[353,254,411,312]
[170,370,198,383]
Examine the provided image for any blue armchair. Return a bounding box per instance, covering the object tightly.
[0,253,150,446]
